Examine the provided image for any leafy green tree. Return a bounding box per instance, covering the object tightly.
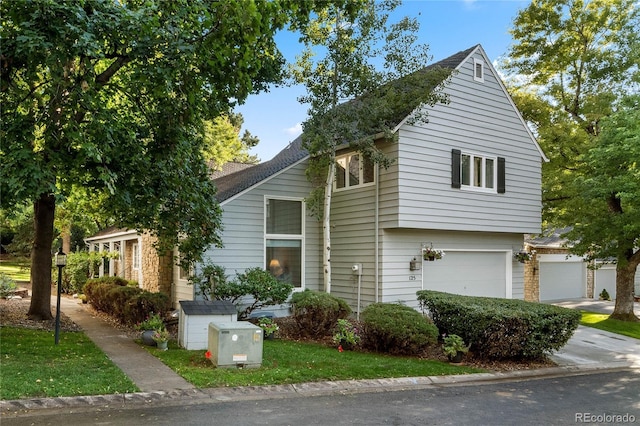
[505,0,640,320]
[563,97,640,321]
[0,0,345,320]
[202,113,259,169]
[290,0,450,292]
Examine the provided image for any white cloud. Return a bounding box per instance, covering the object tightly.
[285,123,303,136]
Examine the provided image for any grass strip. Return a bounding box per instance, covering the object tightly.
[0,260,31,282]
[148,339,483,388]
[580,311,640,340]
[0,326,138,400]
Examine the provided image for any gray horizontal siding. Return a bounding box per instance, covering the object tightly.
[379,229,526,308]
[199,161,322,291]
[330,184,377,313]
[379,50,542,234]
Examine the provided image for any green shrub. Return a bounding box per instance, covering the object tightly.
[108,285,142,323]
[189,264,293,320]
[124,291,170,325]
[290,290,351,338]
[0,273,17,298]
[360,303,438,356]
[417,290,581,359]
[83,277,169,326]
[60,251,104,294]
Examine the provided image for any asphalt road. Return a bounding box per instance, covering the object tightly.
[3,370,639,426]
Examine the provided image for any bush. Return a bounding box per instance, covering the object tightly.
[0,273,17,298]
[124,291,170,325]
[60,251,104,294]
[83,277,169,326]
[360,303,438,355]
[417,290,581,359]
[189,264,293,320]
[290,290,351,338]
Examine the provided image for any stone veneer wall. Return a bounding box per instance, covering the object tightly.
[523,246,594,302]
[140,233,173,295]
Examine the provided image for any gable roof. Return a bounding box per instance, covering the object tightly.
[214,135,308,203]
[214,46,480,204]
[214,44,548,203]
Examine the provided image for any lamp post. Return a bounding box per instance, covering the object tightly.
[54,247,67,345]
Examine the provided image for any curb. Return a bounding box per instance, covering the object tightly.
[1,362,635,416]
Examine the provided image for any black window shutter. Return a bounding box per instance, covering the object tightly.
[497,157,506,193]
[451,149,461,188]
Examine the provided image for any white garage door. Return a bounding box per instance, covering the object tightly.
[539,258,586,301]
[595,265,617,300]
[422,251,507,298]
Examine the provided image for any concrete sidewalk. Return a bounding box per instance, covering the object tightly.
[56,297,195,392]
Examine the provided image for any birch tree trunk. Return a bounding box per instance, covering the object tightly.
[323,156,336,293]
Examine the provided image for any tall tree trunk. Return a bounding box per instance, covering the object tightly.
[611,261,639,322]
[27,193,56,320]
[323,158,335,293]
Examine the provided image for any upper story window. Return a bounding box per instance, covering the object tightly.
[335,153,375,190]
[473,58,484,82]
[451,149,505,193]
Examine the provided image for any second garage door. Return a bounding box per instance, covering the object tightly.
[539,255,586,301]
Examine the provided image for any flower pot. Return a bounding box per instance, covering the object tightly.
[156,340,168,351]
[141,330,157,346]
[264,332,274,340]
[448,351,465,363]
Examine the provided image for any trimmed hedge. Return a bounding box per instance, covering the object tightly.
[290,290,351,338]
[417,290,580,359]
[360,303,439,356]
[83,277,170,325]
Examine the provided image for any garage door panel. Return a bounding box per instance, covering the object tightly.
[539,262,585,301]
[423,252,506,298]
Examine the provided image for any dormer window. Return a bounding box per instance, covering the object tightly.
[335,153,375,190]
[473,58,484,82]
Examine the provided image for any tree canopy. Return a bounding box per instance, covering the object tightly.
[505,0,640,320]
[0,0,352,319]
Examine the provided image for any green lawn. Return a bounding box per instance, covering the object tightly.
[580,311,640,340]
[146,339,483,388]
[0,259,31,282]
[0,326,138,400]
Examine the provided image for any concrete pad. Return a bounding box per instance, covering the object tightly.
[550,326,640,369]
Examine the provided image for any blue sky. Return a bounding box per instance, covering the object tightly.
[236,0,530,162]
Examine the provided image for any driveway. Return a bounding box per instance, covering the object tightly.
[548,299,640,369]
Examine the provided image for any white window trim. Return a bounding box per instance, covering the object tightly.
[461,151,498,193]
[334,152,376,192]
[473,58,484,82]
[264,196,306,290]
[132,242,140,271]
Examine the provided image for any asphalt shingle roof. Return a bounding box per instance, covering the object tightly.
[213,45,479,203]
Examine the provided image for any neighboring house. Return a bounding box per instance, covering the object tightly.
[176,44,547,314]
[84,227,174,296]
[525,229,640,302]
[88,45,548,314]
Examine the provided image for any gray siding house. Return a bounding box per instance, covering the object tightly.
[175,44,547,314]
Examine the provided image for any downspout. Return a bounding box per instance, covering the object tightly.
[375,163,380,303]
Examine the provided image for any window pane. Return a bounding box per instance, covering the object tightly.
[348,155,359,186]
[473,156,482,187]
[461,155,470,186]
[363,156,375,183]
[336,157,346,189]
[267,199,302,234]
[266,240,301,288]
[485,158,494,188]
